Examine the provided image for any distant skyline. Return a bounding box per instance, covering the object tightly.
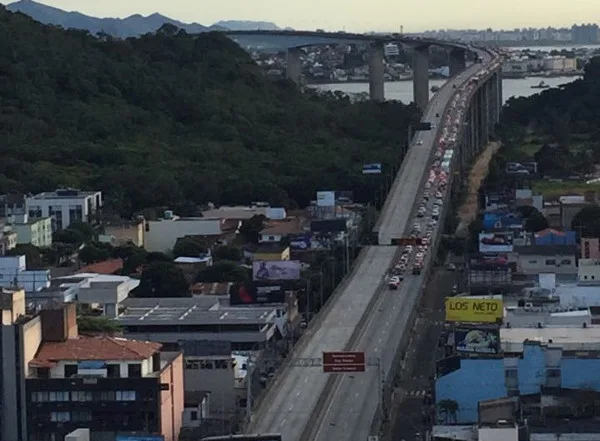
[4,0,600,32]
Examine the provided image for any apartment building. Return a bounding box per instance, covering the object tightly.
[26,189,102,230]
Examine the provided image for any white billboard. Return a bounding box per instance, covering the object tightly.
[253,260,301,281]
[316,191,336,207]
[478,232,514,253]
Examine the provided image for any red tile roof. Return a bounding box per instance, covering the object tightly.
[30,336,162,368]
[77,258,123,275]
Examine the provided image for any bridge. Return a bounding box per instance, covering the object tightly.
[221,30,472,110]
[232,32,502,441]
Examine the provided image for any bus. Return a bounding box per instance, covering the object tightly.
[200,435,282,441]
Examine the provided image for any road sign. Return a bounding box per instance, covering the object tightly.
[322,351,366,373]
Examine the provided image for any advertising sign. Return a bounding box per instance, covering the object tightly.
[229,283,285,305]
[117,437,164,441]
[289,234,312,250]
[311,219,347,233]
[253,260,301,281]
[478,231,514,253]
[445,297,504,323]
[316,191,336,207]
[506,162,537,175]
[455,327,500,354]
[362,163,382,174]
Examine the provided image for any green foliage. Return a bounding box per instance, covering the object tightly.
[196,260,250,283]
[53,228,84,245]
[0,7,418,215]
[173,238,207,258]
[517,206,549,233]
[6,244,43,269]
[77,315,122,334]
[135,261,190,297]
[68,221,95,242]
[572,205,600,238]
[239,215,266,244]
[213,245,242,262]
[79,243,111,264]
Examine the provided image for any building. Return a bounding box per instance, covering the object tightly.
[144,211,239,253]
[514,245,578,279]
[436,327,600,423]
[258,217,306,244]
[559,194,595,230]
[533,229,576,246]
[26,306,183,441]
[100,218,145,247]
[0,193,26,217]
[117,297,287,350]
[0,225,17,255]
[577,259,600,283]
[7,214,52,248]
[25,189,103,231]
[0,255,50,292]
[254,244,291,261]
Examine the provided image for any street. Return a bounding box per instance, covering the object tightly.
[389,268,458,441]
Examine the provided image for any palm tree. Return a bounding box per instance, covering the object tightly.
[437,399,459,423]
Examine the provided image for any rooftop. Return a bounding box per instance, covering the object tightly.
[513,244,578,256]
[77,259,123,275]
[504,307,592,328]
[30,336,162,368]
[118,296,278,325]
[201,206,269,220]
[27,189,100,200]
[501,327,600,352]
[260,217,306,236]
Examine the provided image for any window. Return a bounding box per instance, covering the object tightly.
[107,364,121,378]
[547,368,561,378]
[561,259,572,265]
[127,364,141,378]
[71,391,92,402]
[116,390,136,401]
[31,391,49,402]
[505,369,518,380]
[200,360,214,370]
[48,391,68,402]
[100,391,115,401]
[545,259,556,266]
[190,411,198,421]
[185,360,199,370]
[50,412,70,422]
[71,411,92,422]
[37,367,50,379]
[64,364,78,378]
[528,260,537,264]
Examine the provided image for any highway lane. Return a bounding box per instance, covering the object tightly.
[247,245,398,441]
[311,50,498,441]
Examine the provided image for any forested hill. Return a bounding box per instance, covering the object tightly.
[0,6,419,216]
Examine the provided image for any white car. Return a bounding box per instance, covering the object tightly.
[416,140,424,145]
[388,276,401,290]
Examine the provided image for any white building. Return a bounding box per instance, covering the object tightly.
[543,56,577,72]
[25,189,102,230]
[0,255,50,292]
[7,214,52,247]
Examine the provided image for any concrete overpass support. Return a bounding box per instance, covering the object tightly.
[449,48,466,77]
[368,43,385,101]
[481,81,490,144]
[286,47,303,84]
[412,45,429,111]
[497,72,503,121]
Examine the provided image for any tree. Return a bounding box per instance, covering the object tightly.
[77,316,122,334]
[121,250,148,274]
[213,245,242,262]
[135,262,190,297]
[572,205,600,238]
[239,215,267,244]
[437,399,459,424]
[173,238,207,258]
[517,206,549,232]
[67,221,95,243]
[6,244,43,269]
[78,244,111,264]
[112,243,142,260]
[196,261,250,283]
[53,228,84,245]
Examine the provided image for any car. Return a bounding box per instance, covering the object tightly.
[388,276,401,289]
[447,263,457,271]
[481,235,508,245]
[417,210,425,218]
[416,140,424,145]
[416,252,424,259]
[413,223,421,231]
[435,191,443,199]
[434,198,443,206]
[429,219,437,227]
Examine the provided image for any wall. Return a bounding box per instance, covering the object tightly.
[254,247,290,262]
[517,253,577,276]
[13,218,52,248]
[582,238,600,259]
[47,358,154,379]
[160,353,184,441]
[104,222,144,247]
[562,358,600,390]
[184,356,236,416]
[145,218,222,252]
[22,316,42,376]
[435,359,506,423]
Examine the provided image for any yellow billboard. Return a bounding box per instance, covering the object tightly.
[445,298,504,323]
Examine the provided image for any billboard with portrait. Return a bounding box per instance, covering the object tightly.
[253,260,301,281]
[229,283,285,305]
[445,297,504,323]
[506,162,537,175]
[478,231,514,253]
[316,191,336,207]
[455,327,500,354]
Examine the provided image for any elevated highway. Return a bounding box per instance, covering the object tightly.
[220,30,470,109]
[246,44,502,441]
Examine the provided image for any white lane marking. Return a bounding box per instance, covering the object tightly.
[280,418,286,427]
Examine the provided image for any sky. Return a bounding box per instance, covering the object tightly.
[9,0,600,33]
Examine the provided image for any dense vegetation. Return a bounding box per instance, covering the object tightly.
[0,6,419,215]
[487,58,600,186]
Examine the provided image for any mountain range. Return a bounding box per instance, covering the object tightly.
[4,0,285,37]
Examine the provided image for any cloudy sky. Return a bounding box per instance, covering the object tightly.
[11,0,600,32]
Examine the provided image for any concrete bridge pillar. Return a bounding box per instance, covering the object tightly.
[286,47,303,84]
[497,72,503,121]
[412,45,429,112]
[368,43,385,101]
[481,82,489,144]
[449,48,466,77]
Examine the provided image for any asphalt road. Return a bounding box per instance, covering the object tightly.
[247,246,397,440]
